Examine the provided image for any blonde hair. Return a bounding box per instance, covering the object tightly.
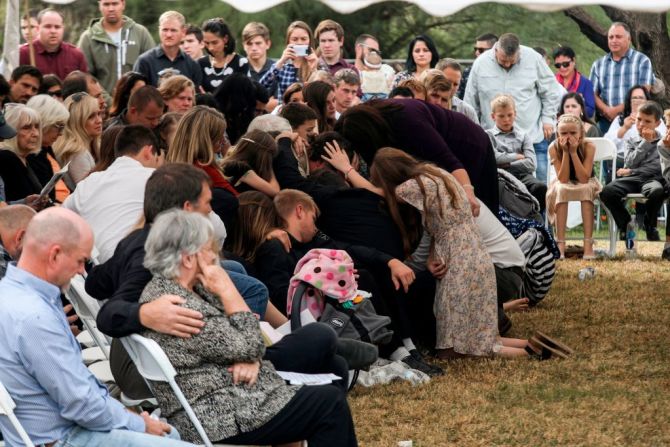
[490,94,515,113]
[26,94,69,129]
[158,75,195,101]
[555,114,587,160]
[54,93,100,165]
[166,105,226,166]
[159,11,185,27]
[242,22,270,43]
[664,108,670,126]
[2,104,41,156]
[274,189,319,222]
[398,79,427,100]
[421,69,452,92]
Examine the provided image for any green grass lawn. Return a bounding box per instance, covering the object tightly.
[349,242,670,446]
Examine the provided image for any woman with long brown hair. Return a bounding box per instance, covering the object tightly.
[166,105,238,228]
[259,21,318,102]
[222,129,280,197]
[227,191,283,266]
[303,81,336,133]
[324,145,567,360]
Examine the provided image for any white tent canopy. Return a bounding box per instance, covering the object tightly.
[219,0,670,14]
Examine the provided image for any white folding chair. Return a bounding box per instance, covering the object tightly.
[590,138,619,257]
[121,334,215,447]
[67,275,111,360]
[0,381,33,447]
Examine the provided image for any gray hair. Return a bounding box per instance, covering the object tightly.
[247,114,292,137]
[3,103,41,155]
[436,58,462,72]
[610,22,631,37]
[144,209,214,279]
[497,33,520,57]
[27,94,70,129]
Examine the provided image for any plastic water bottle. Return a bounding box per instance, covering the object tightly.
[625,221,637,259]
[578,267,595,281]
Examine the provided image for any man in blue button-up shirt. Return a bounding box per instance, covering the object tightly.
[0,207,192,447]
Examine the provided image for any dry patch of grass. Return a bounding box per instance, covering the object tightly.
[349,242,670,446]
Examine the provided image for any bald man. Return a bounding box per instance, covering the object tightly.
[0,204,36,278]
[0,208,193,447]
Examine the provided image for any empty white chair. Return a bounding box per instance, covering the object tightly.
[0,380,33,447]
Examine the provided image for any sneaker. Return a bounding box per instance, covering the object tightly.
[662,245,670,261]
[645,226,660,241]
[402,351,444,376]
[335,339,378,370]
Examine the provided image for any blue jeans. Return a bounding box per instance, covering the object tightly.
[54,425,193,447]
[533,139,549,184]
[597,118,612,135]
[221,260,268,318]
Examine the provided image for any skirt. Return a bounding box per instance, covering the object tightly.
[546,177,602,224]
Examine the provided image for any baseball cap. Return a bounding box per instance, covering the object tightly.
[0,111,16,140]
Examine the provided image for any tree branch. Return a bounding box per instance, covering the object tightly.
[563,7,608,52]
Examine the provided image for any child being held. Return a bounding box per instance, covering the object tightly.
[359,49,393,101]
[486,94,547,211]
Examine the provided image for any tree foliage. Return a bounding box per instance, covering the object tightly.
[1,0,667,101]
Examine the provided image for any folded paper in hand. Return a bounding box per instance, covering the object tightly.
[40,162,70,199]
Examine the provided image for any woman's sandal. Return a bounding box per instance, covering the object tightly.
[534,331,574,357]
[525,337,554,360]
[582,238,596,260]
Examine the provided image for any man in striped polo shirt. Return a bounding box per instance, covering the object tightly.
[590,22,655,133]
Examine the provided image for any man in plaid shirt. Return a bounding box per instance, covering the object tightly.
[590,22,654,133]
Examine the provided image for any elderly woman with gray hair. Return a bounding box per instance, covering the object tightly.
[0,104,44,203]
[139,209,358,446]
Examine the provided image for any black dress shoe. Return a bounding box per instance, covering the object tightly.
[645,226,660,241]
[403,350,444,376]
[662,246,670,261]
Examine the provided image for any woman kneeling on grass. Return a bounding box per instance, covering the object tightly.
[140,209,357,446]
[324,145,571,361]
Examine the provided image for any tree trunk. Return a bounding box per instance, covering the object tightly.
[564,7,670,105]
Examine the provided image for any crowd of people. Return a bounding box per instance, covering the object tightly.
[1,2,669,445]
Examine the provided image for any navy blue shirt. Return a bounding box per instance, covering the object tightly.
[133,45,203,88]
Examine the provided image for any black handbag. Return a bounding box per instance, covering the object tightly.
[289,281,393,345]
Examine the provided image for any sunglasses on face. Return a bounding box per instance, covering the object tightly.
[554,61,572,69]
[474,47,489,53]
[47,90,63,98]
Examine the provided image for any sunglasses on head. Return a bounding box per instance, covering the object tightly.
[554,61,572,69]
[71,92,89,103]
